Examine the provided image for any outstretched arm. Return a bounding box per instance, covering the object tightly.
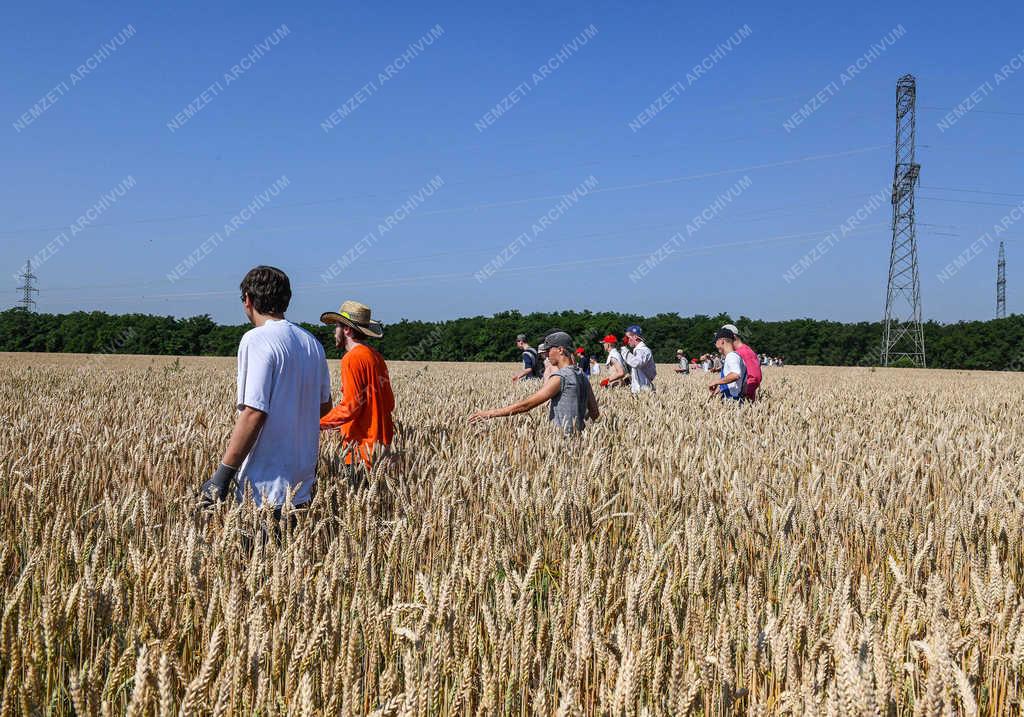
[470,375,561,422]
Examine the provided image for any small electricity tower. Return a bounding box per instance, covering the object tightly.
[881,74,927,367]
[16,259,39,311]
[997,241,1006,319]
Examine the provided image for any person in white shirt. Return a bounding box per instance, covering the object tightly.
[707,327,747,401]
[622,324,656,393]
[599,334,628,388]
[200,266,332,513]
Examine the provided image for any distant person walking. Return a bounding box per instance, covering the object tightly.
[722,323,762,400]
[674,349,689,374]
[622,325,656,393]
[708,327,747,402]
[200,266,332,511]
[512,334,543,382]
[319,301,395,466]
[470,331,599,434]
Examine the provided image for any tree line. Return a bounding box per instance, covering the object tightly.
[2,308,1022,371]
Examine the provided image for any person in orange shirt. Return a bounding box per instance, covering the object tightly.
[319,301,395,466]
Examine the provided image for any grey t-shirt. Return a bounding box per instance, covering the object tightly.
[548,366,594,434]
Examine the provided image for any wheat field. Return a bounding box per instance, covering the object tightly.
[1,352,1023,716]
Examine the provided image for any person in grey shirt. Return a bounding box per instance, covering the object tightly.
[469,331,599,434]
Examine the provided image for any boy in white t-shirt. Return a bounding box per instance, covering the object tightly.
[200,266,332,511]
[599,334,627,388]
[707,328,747,401]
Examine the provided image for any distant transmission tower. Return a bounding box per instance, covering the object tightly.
[997,241,1006,319]
[16,259,39,311]
[881,74,926,367]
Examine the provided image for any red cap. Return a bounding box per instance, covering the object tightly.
[601,334,618,344]
[576,347,585,354]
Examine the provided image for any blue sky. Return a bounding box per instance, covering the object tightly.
[3,1,1023,325]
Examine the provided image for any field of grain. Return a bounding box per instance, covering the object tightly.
[1,352,1023,715]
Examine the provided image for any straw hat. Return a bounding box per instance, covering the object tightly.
[320,300,384,338]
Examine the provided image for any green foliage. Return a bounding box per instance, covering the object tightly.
[2,309,1022,370]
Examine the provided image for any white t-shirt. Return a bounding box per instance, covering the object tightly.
[721,351,744,399]
[605,350,625,373]
[235,319,331,507]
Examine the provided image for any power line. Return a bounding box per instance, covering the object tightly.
[921,186,1024,198]
[0,144,890,239]
[418,145,890,217]
[919,105,1024,117]
[918,196,1024,208]
[62,223,891,303]
[42,195,903,297]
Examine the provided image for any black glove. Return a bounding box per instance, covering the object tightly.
[199,463,238,508]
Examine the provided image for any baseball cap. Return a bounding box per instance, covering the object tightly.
[601,334,618,344]
[721,324,741,337]
[625,324,642,335]
[543,331,573,351]
[714,328,736,341]
[537,342,549,353]
[516,333,527,342]
[676,348,684,354]
[575,347,585,354]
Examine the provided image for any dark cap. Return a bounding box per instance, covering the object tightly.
[543,331,573,351]
[516,333,527,342]
[714,328,736,341]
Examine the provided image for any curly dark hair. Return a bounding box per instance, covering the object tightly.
[240,266,291,315]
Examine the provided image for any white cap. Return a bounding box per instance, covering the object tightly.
[721,323,740,337]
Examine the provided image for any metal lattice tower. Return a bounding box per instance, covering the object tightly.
[997,241,1006,319]
[881,74,926,367]
[16,259,39,312]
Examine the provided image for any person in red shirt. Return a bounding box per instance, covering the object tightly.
[319,301,395,466]
[721,323,762,400]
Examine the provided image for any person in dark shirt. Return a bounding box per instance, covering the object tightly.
[576,347,591,376]
[512,333,542,382]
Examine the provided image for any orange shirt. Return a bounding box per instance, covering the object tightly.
[320,344,395,464]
